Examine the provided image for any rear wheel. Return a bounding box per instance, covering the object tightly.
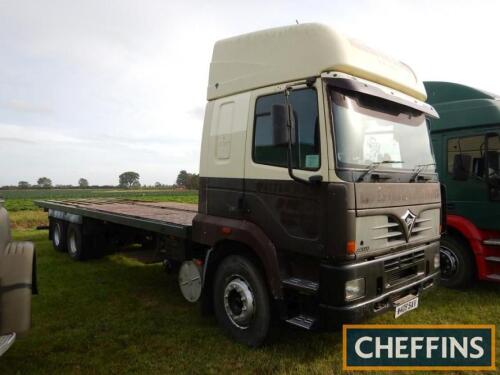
[67,224,86,261]
[51,220,67,252]
[213,255,271,347]
[440,235,474,288]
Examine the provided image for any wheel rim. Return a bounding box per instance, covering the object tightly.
[440,246,459,280]
[68,231,78,256]
[53,224,61,246]
[223,276,255,329]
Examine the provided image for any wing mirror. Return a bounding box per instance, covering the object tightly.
[271,104,296,147]
[271,93,320,185]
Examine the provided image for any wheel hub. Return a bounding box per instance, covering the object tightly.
[224,277,255,329]
[440,246,458,280]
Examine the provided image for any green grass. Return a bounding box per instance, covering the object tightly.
[0,188,198,212]
[0,229,498,374]
[9,210,49,230]
[1,191,498,374]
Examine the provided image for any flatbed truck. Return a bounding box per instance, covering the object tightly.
[36,23,442,347]
[425,81,500,287]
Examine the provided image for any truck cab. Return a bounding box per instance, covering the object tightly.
[425,81,500,287]
[193,24,441,345]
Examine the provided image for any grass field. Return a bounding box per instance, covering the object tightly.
[1,188,198,230]
[0,188,198,212]
[0,190,498,374]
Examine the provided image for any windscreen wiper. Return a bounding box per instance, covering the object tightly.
[357,160,404,182]
[409,163,436,182]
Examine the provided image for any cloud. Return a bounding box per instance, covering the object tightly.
[0,123,81,145]
[0,136,35,145]
[1,100,53,115]
[0,121,200,186]
[187,106,205,120]
[1,0,499,185]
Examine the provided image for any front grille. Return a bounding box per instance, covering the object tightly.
[411,217,433,238]
[387,266,418,285]
[384,250,425,272]
[370,212,436,246]
[372,217,405,244]
[384,250,425,287]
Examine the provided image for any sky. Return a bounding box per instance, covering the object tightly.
[0,0,499,186]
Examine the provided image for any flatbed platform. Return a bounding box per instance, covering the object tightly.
[35,199,198,238]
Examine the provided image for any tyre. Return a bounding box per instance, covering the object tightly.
[440,235,474,288]
[51,220,67,252]
[67,223,86,261]
[213,255,271,347]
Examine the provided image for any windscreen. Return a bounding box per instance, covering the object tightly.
[331,89,436,178]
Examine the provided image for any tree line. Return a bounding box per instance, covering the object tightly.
[5,170,199,190]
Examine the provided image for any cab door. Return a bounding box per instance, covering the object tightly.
[444,130,500,229]
[243,82,329,256]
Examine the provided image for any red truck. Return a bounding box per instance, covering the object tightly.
[425,81,500,287]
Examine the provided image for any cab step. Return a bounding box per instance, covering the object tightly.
[0,333,16,357]
[485,274,500,281]
[282,277,319,294]
[286,314,318,330]
[485,256,500,263]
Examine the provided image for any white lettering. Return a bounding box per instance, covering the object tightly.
[450,337,468,358]
[353,333,487,362]
[426,337,439,358]
[470,337,484,359]
[410,337,424,358]
[376,337,393,358]
[442,337,447,358]
[355,336,373,359]
[395,337,409,358]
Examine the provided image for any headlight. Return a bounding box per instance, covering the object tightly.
[345,278,365,301]
[434,252,440,269]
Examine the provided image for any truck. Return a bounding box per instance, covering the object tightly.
[36,23,442,347]
[425,81,499,287]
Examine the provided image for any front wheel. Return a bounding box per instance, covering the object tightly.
[213,255,271,347]
[440,235,474,288]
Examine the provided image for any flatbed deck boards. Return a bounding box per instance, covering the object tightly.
[35,199,198,238]
[67,200,197,226]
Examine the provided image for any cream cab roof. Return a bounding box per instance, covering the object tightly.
[207,23,427,101]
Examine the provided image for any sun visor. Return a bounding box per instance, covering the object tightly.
[327,77,439,119]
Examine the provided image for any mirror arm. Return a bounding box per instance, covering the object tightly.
[284,88,311,185]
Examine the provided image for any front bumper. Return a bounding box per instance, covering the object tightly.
[319,241,440,325]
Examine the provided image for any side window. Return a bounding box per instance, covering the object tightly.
[487,134,500,177]
[215,101,234,160]
[253,88,320,170]
[447,135,486,178]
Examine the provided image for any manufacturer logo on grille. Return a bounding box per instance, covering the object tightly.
[401,210,417,240]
